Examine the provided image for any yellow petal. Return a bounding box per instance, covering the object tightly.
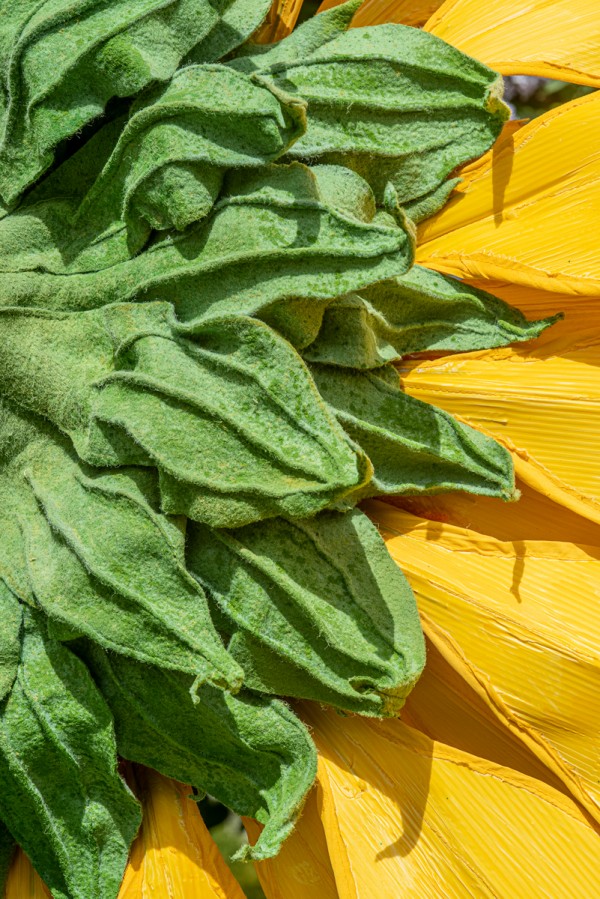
[467,280,600,356]
[399,338,600,527]
[390,475,600,544]
[254,0,305,43]
[417,91,600,295]
[317,0,444,28]
[118,766,245,899]
[371,499,600,824]
[244,793,338,899]
[426,0,600,86]
[403,622,579,795]
[301,703,600,898]
[5,850,51,899]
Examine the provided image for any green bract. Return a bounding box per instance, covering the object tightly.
[188,508,424,716]
[0,0,273,204]
[241,22,507,216]
[81,646,317,861]
[310,363,516,499]
[303,266,560,368]
[0,1,556,896]
[0,608,141,899]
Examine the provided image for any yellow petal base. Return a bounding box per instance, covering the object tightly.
[4,850,51,899]
[317,0,443,28]
[244,796,338,899]
[119,767,244,899]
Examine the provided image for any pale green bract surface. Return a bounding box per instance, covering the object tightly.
[0,583,21,705]
[0,163,414,350]
[0,64,307,273]
[0,307,371,527]
[0,402,242,690]
[81,645,317,862]
[303,266,561,369]
[0,0,272,205]
[0,609,141,899]
[0,1,558,896]
[310,363,515,499]
[188,508,425,716]
[234,19,509,215]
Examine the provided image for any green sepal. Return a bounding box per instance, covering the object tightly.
[188,508,425,716]
[403,178,460,224]
[0,163,413,350]
[80,645,317,861]
[0,306,371,527]
[0,402,242,690]
[303,267,560,369]
[303,293,401,369]
[0,66,306,275]
[310,363,515,500]
[0,608,141,899]
[362,267,561,356]
[0,0,278,205]
[254,25,508,209]
[184,0,273,64]
[0,583,22,705]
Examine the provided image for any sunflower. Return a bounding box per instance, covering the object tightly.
[2,0,599,896]
[242,1,600,895]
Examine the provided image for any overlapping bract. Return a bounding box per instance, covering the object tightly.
[0,1,559,896]
[0,66,306,273]
[235,18,508,218]
[188,509,425,715]
[0,609,141,899]
[82,649,317,861]
[304,266,558,367]
[0,0,273,204]
[310,363,515,500]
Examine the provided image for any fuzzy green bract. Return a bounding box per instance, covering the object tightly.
[0,1,557,896]
[310,363,516,500]
[0,609,141,899]
[234,17,508,215]
[0,0,273,205]
[188,508,425,716]
[303,266,561,368]
[80,645,317,861]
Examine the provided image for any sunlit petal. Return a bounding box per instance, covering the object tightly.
[426,0,600,86]
[317,0,443,28]
[118,767,244,899]
[402,622,570,794]
[301,703,600,898]
[399,337,600,526]
[244,793,338,899]
[371,500,600,824]
[465,281,600,355]
[417,92,600,295]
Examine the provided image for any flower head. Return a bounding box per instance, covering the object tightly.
[1,0,598,896]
